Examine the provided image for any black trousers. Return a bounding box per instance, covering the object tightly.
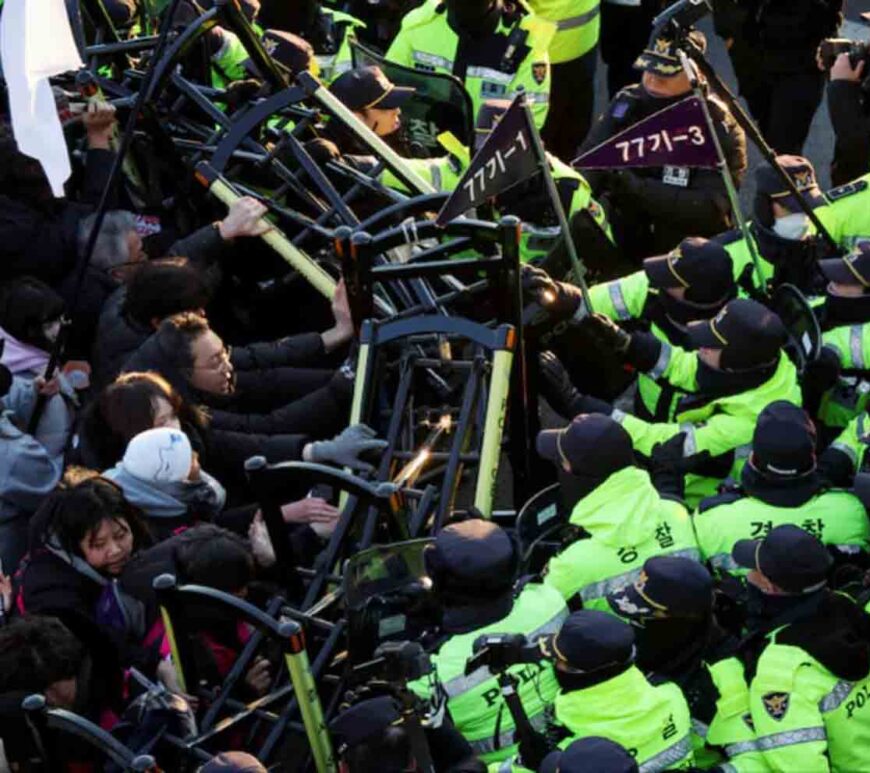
[734,64,826,155]
[541,47,598,162]
[599,1,657,98]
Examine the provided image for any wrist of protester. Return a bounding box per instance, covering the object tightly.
[321,323,353,353]
[87,131,113,150]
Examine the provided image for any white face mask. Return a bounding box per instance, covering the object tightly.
[773,212,811,241]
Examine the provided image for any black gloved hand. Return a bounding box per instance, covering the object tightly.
[304,137,342,165]
[521,265,584,319]
[803,346,842,394]
[539,351,613,418]
[648,432,711,500]
[579,312,631,354]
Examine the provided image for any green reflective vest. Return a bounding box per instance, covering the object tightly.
[828,412,870,476]
[750,629,870,772]
[613,350,802,507]
[314,8,365,83]
[695,489,870,579]
[386,0,554,130]
[380,153,467,194]
[818,324,870,432]
[543,466,699,609]
[409,582,567,763]
[526,0,600,62]
[724,175,870,295]
[554,666,695,771]
[693,657,767,772]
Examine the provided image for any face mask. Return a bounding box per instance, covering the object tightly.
[773,213,811,241]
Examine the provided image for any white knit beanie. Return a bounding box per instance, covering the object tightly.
[122,427,193,483]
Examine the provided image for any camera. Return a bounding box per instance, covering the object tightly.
[465,633,547,675]
[651,0,712,37]
[354,641,434,684]
[819,38,870,71]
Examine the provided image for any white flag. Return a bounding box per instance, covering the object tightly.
[0,0,83,197]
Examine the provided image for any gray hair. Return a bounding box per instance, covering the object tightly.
[77,210,138,272]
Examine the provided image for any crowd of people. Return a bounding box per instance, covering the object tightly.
[1,0,870,769]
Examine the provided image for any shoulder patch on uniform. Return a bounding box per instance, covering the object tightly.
[762,692,790,721]
[611,99,631,120]
[827,179,868,201]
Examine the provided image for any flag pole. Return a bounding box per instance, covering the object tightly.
[676,50,767,294]
[27,0,185,434]
[521,95,594,312]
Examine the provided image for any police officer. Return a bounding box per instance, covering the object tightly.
[696,401,870,578]
[826,52,870,186]
[314,66,468,197]
[408,519,567,765]
[606,556,764,771]
[545,610,695,770]
[712,0,841,155]
[257,0,364,82]
[527,0,600,159]
[579,29,746,261]
[809,244,870,440]
[542,298,801,506]
[536,414,699,611]
[385,0,554,131]
[538,737,638,772]
[732,525,870,771]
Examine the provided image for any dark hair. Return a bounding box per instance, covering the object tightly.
[123,258,212,330]
[154,311,212,374]
[78,371,207,469]
[176,525,254,593]
[28,477,152,557]
[344,726,412,773]
[0,616,84,694]
[0,276,65,351]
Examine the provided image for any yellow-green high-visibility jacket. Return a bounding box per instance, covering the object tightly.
[526,0,600,63]
[543,466,699,610]
[720,175,870,296]
[691,657,767,772]
[553,666,695,771]
[694,489,870,579]
[409,582,567,763]
[612,350,802,507]
[315,7,366,83]
[380,152,468,194]
[818,323,870,433]
[828,411,870,476]
[386,0,554,130]
[750,624,870,772]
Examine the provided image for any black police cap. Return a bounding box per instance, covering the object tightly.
[539,737,639,773]
[732,524,832,593]
[198,751,266,773]
[750,401,816,479]
[755,155,826,212]
[242,29,313,78]
[545,610,635,673]
[330,66,415,113]
[686,298,787,370]
[820,241,870,289]
[643,236,734,304]
[607,555,713,622]
[328,696,402,756]
[633,28,706,76]
[425,519,517,593]
[536,414,634,478]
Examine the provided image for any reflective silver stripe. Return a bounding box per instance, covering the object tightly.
[608,282,631,320]
[517,91,549,103]
[467,707,549,755]
[851,325,865,369]
[497,759,515,772]
[691,719,709,739]
[638,734,692,772]
[819,679,854,713]
[724,739,760,757]
[830,441,858,466]
[442,608,568,697]
[755,727,827,751]
[681,424,698,457]
[556,6,601,29]
[467,66,513,84]
[649,342,672,379]
[733,443,752,461]
[577,548,700,602]
[411,50,453,70]
[430,164,443,192]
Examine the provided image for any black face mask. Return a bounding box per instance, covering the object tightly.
[446,0,499,35]
[824,292,870,326]
[554,661,631,693]
[659,292,730,328]
[745,584,825,633]
[695,357,775,397]
[632,617,708,677]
